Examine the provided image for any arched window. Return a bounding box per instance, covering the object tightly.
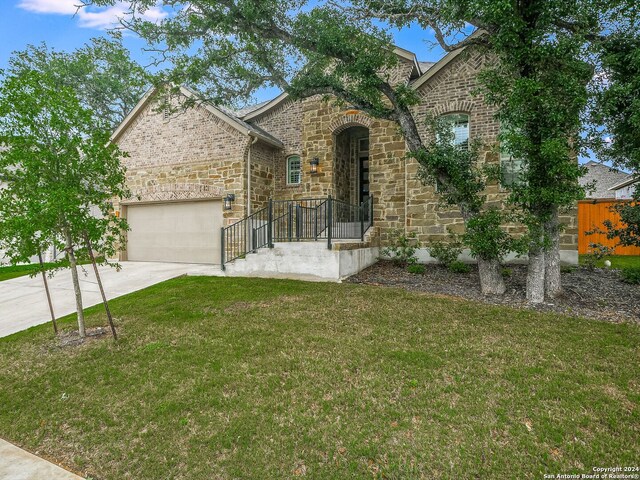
[286,155,301,185]
[440,113,470,149]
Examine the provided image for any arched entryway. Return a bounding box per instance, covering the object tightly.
[333,126,370,206]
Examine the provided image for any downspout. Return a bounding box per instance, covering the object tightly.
[405,147,408,235]
[247,134,259,215]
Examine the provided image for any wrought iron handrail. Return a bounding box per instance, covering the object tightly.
[221,195,374,267]
[220,205,268,266]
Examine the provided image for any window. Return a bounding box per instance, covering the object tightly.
[435,113,470,192]
[440,113,470,149]
[287,155,301,185]
[500,152,525,187]
[499,124,526,187]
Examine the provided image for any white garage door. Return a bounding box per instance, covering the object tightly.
[126,201,222,264]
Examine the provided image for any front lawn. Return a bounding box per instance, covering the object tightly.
[0,257,103,282]
[0,277,637,479]
[579,254,640,269]
[0,263,54,282]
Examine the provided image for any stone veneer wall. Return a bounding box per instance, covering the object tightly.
[251,96,408,240]
[408,49,577,251]
[114,93,250,225]
[246,48,577,252]
[115,52,578,258]
[249,142,275,212]
[334,129,353,204]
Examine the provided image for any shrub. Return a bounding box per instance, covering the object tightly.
[407,263,426,275]
[381,229,421,266]
[449,260,471,274]
[429,239,462,268]
[620,267,640,285]
[462,209,517,262]
[583,243,615,270]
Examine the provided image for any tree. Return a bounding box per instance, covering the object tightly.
[0,195,59,333]
[10,35,150,130]
[591,32,640,247]
[416,117,519,294]
[0,63,130,338]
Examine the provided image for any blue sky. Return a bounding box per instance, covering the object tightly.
[0,0,600,164]
[0,0,446,103]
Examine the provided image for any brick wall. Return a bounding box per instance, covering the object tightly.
[254,100,305,198]
[114,92,250,224]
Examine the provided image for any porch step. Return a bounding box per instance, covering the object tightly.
[223,241,379,281]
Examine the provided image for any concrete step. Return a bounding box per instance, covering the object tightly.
[224,240,379,281]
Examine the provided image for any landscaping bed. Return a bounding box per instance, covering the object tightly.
[348,261,639,323]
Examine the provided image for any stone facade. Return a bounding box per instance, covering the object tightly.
[113,48,579,260]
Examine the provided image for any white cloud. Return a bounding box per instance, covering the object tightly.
[18,0,79,15]
[17,0,168,30]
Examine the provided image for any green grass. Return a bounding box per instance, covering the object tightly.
[0,258,103,282]
[579,254,640,269]
[0,277,638,479]
[0,263,57,282]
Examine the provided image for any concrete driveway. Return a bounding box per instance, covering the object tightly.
[0,262,222,338]
[0,439,84,480]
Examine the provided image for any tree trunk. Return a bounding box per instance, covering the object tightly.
[526,243,546,303]
[478,257,506,295]
[38,251,58,335]
[65,231,86,338]
[544,207,562,299]
[85,235,117,340]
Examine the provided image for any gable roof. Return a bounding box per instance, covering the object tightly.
[242,92,290,122]
[242,46,436,122]
[110,85,284,149]
[580,161,632,199]
[393,46,423,80]
[410,46,467,91]
[609,175,638,191]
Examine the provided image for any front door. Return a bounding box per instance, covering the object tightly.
[358,137,370,205]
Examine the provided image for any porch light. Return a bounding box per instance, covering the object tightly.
[310,157,320,175]
[223,193,236,210]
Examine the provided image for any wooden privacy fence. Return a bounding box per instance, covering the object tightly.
[578,199,640,255]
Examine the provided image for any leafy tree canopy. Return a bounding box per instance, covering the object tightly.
[8,35,150,129]
[0,61,130,261]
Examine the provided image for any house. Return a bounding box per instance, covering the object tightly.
[609,176,638,200]
[110,46,579,278]
[579,160,631,199]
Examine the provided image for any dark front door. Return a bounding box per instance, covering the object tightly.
[358,137,370,205]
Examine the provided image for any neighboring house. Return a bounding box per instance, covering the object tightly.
[609,176,638,200]
[111,45,579,274]
[579,160,631,199]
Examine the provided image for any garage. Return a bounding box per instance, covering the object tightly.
[125,200,223,264]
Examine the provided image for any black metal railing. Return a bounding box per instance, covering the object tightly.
[220,205,269,266]
[221,195,374,268]
[271,198,329,242]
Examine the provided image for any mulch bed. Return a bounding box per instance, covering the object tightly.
[347,261,639,323]
[56,326,110,348]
